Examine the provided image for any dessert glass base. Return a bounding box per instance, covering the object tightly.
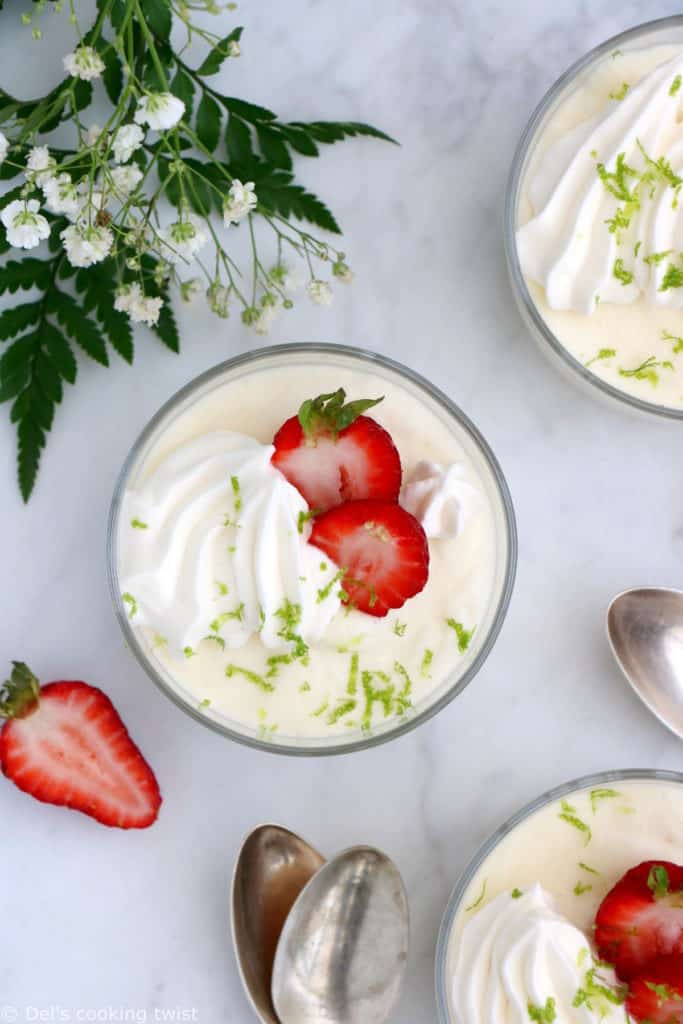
[506,16,683,420]
[107,343,516,755]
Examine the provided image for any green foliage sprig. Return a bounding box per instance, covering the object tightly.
[0,0,395,500]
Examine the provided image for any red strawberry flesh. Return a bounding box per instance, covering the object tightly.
[595,861,683,981]
[1,671,161,829]
[271,389,402,512]
[626,954,683,1023]
[309,499,429,616]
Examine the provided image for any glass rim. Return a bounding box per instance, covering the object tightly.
[106,341,518,757]
[434,766,683,1022]
[504,15,683,421]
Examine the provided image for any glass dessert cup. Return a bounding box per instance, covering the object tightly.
[107,343,517,756]
[434,767,683,1022]
[505,16,683,420]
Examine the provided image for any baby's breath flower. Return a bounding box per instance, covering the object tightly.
[332,259,354,283]
[207,282,230,317]
[114,282,163,325]
[110,165,143,197]
[26,145,56,186]
[269,262,301,292]
[134,93,185,131]
[252,293,280,335]
[42,173,80,218]
[85,123,107,148]
[180,278,202,302]
[227,39,241,57]
[223,179,257,224]
[63,45,105,82]
[1,199,50,249]
[307,279,333,306]
[153,261,170,288]
[0,131,8,165]
[159,213,208,264]
[112,123,144,164]
[61,222,113,267]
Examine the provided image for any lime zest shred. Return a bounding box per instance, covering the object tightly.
[608,82,629,101]
[618,355,672,386]
[361,670,395,730]
[647,864,670,899]
[527,997,557,1022]
[275,599,308,658]
[465,879,487,913]
[297,508,316,534]
[131,517,148,529]
[585,348,616,368]
[573,965,627,1012]
[446,618,475,653]
[589,787,621,813]
[558,800,592,846]
[643,249,674,265]
[226,664,274,693]
[122,592,138,619]
[317,568,346,604]
[420,649,433,678]
[311,699,329,718]
[230,474,242,513]
[327,698,356,725]
[393,661,413,716]
[347,652,359,696]
[613,257,633,285]
[209,603,245,633]
[266,653,293,678]
[662,328,683,353]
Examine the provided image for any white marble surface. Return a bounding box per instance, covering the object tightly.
[2,1,683,1021]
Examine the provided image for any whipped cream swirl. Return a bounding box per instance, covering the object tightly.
[118,432,341,654]
[450,884,625,1023]
[400,461,478,539]
[518,53,683,313]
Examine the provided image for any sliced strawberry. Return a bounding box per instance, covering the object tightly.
[0,662,161,829]
[309,499,429,616]
[595,861,683,980]
[626,955,683,1023]
[272,388,402,512]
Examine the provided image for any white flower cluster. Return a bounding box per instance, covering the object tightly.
[114,283,163,326]
[0,39,351,339]
[63,46,105,82]
[223,179,257,224]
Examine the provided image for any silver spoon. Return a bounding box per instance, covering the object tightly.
[271,845,409,1024]
[231,823,326,1024]
[607,587,683,739]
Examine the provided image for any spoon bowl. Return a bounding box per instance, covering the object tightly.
[232,824,325,1023]
[607,587,683,739]
[271,845,409,1024]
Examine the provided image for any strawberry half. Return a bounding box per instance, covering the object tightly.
[595,861,683,980]
[0,662,161,829]
[309,499,429,616]
[271,388,402,512]
[626,955,683,1023]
